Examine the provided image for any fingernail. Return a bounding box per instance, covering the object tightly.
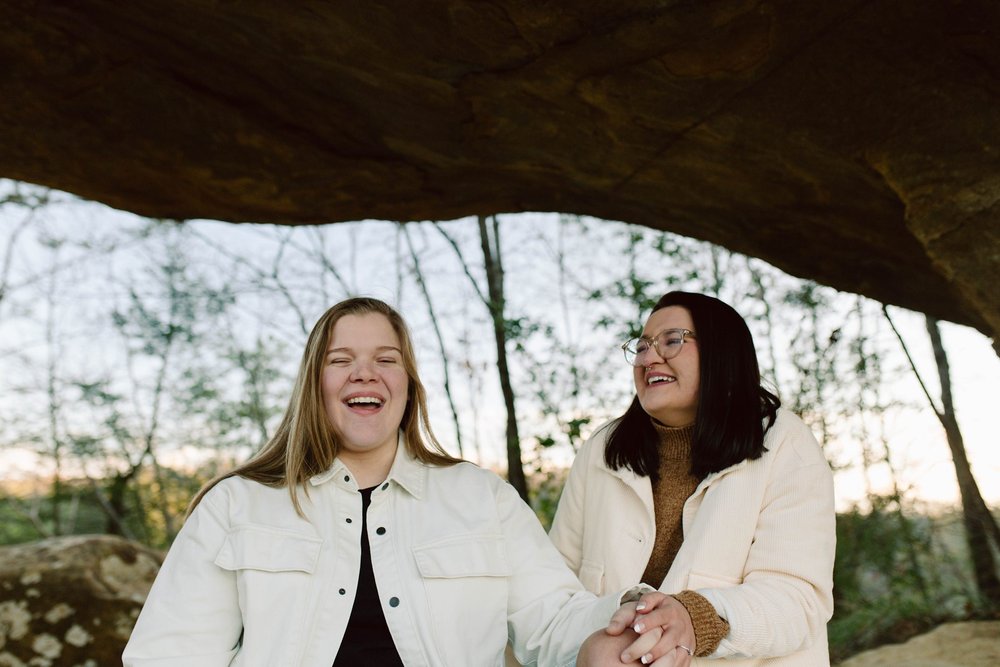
[636,601,647,611]
[640,655,651,665]
[620,653,631,663]
[633,622,644,632]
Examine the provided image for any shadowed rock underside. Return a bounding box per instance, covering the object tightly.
[1,1,998,343]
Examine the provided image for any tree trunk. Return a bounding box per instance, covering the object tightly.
[45,251,63,535]
[925,317,1000,607]
[478,215,529,502]
[105,473,130,536]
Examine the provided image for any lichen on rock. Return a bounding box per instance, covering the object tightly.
[0,536,162,666]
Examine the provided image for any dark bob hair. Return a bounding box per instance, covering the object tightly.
[605,291,780,480]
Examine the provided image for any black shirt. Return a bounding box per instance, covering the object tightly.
[332,486,404,666]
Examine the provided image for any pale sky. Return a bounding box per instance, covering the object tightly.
[1,188,998,514]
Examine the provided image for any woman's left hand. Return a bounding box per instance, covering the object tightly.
[607,592,696,665]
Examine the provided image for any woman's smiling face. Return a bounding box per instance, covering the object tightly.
[321,313,409,460]
[633,306,700,427]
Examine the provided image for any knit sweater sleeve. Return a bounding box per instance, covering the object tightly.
[672,589,730,657]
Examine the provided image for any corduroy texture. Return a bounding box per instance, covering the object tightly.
[548,409,835,665]
[641,420,730,656]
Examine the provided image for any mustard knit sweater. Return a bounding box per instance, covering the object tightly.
[640,421,730,657]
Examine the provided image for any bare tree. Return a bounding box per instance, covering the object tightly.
[433,217,529,500]
[744,257,782,390]
[63,222,241,543]
[43,238,65,535]
[476,215,528,499]
[923,317,1000,606]
[852,299,931,604]
[885,306,1000,607]
[0,185,50,319]
[399,223,465,457]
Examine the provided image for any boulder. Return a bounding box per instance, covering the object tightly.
[0,535,161,667]
[837,621,1000,667]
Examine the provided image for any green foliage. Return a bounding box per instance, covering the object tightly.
[0,507,40,545]
[0,468,214,549]
[0,480,123,544]
[829,596,944,664]
[829,498,985,661]
[527,466,568,532]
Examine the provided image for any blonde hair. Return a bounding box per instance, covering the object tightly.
[189,297,461,515]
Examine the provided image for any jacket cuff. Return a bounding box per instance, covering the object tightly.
[672,590,730,657]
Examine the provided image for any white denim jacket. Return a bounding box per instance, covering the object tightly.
[123,437,619,667]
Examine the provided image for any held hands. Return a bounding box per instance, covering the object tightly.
[607,592,696,666]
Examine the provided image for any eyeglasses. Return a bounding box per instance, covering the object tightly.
[621,328,696,366]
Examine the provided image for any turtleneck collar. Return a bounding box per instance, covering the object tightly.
[651,419,695,461]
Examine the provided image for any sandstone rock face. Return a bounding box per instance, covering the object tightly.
[0,535,161,667]
[0,1,998,342]
[837,621,1000,667]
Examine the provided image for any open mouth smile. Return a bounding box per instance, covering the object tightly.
[344,395,385,412]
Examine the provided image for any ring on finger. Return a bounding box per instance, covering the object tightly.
[676,644,693,656]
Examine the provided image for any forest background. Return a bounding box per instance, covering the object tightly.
[1,179,998,661]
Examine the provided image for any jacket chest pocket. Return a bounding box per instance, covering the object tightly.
[216,525,323,572]
[215,525,323,651]
[413,535,510,664]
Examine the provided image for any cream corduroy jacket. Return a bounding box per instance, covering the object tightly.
[549,408,836,666]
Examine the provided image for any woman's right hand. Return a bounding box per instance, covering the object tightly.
[605,592,695,665]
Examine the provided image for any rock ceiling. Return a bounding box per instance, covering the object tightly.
[1,1,998,345]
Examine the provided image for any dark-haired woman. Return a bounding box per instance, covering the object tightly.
[556,291,836,666]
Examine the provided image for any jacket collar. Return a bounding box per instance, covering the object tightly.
[382,434,426,499]
[600,446,750,508]
[697,457,748,490]
[308,432,426,499]
[602,460,655,517]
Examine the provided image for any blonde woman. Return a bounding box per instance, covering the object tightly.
[124,297,651,666]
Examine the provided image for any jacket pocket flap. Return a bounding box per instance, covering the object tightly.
[214,526,322,573]
[413,534,510,578]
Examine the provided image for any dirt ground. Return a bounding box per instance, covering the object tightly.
[836,621,1000,667]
